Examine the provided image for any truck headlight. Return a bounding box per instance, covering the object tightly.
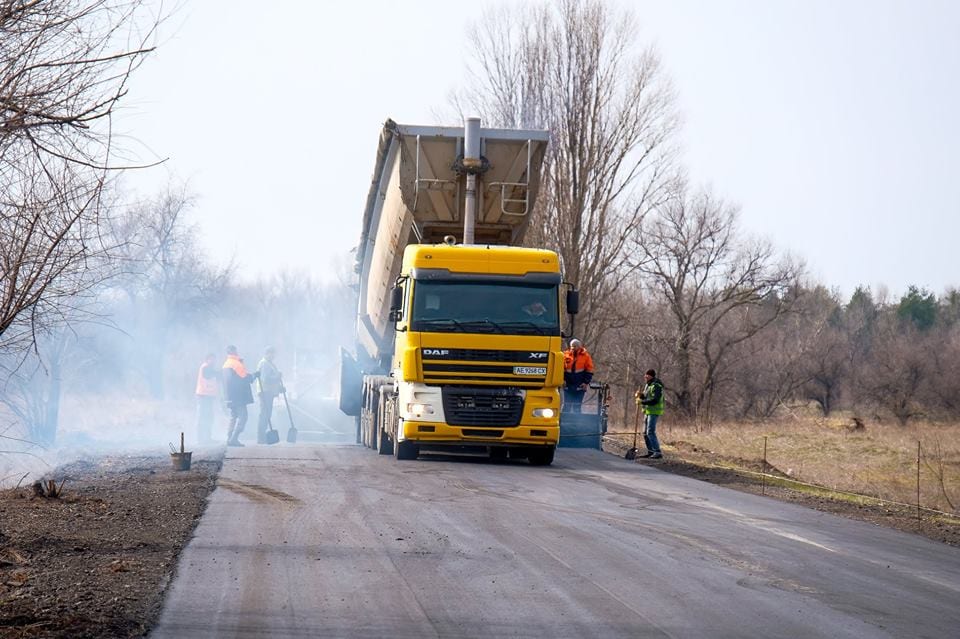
[532,408,555,419]
[407,403,435,417]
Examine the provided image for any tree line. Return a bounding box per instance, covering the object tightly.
[454,0,958,426]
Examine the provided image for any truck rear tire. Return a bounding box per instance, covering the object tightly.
[377,388,395,455]
[394,439,418,461]
[528,446,555,466]
[377,425,393,455]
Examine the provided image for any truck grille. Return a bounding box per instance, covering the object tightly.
[441,387,524,427]
[422,348,549,363]
[421,348,549,387]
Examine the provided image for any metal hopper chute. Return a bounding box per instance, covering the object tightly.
[351,118,550,373]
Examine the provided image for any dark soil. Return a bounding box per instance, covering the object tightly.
[603,438,960,548]
[0,454,220,638]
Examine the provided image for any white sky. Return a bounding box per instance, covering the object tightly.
[118,0,960,298]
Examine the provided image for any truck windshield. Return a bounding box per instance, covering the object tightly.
[410,281,560,336]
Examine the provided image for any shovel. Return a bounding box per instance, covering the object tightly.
[282,389,298,443]
[264,417,280,445]
[625,403,641,460]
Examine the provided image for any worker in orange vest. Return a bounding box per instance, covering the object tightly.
[563,338,594,413]
[222,345,258,447]
[194,353,220,444]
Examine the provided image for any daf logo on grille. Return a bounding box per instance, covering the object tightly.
[529,352,548,359]
[423,348,449,356]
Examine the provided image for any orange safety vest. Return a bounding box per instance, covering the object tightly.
[563,348,594,374]
[222,354,248,379]
[195,362,218,397]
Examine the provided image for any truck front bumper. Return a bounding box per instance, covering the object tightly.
[401,420,558,446]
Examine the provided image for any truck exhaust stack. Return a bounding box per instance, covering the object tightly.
[463,117,481,245]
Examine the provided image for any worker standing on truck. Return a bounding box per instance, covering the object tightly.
[222,345,258,447]
[195,353,219,444]
[522,301,547,318]
[563,339,594,413]
[255,346,284,444]
[635,369,664,459]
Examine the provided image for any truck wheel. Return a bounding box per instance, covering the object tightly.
[377,427,393,455]
[377,390,394,455]
[528,446,555,466]
[394,439,418,461]
[361,411,371,449]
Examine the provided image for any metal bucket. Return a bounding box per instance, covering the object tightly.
[170,451,192,471]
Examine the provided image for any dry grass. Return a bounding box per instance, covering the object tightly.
[610,416,960,515]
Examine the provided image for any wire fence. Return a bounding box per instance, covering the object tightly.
[603,429,960,523]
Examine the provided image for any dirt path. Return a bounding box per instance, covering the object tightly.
[0,454,221,638]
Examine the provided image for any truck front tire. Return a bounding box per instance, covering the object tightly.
[394,439,418,461]
[528,446,555,466]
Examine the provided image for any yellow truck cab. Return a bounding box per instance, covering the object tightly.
[388,244,564,464]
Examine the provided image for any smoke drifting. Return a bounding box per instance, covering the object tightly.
[0,193,359,488]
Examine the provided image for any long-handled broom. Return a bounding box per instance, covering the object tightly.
[625,403,641,460]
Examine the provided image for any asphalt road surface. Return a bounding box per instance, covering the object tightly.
[151,444,960,638]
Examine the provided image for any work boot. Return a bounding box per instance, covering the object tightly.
[640,451,654,458]
[649,452,663,459]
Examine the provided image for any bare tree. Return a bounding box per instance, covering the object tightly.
[0,327,72,445]
[456,0,680,348]
[633,184,802,419]
[860,315,941,426]
[795,287,848,416]
[113,185,232,399]
[0,0,160,355]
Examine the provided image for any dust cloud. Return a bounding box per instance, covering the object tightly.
[0,222,359,488]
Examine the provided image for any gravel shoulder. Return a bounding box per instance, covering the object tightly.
[602,438,960,548]
[0,453,221,638]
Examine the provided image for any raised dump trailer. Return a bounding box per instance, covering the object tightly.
[340,118,577,465]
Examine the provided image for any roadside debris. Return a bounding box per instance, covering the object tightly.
[31,478,67,499]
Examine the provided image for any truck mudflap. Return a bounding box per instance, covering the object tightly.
[338,347,362,417]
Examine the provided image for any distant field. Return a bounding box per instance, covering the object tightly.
[610,416,960,516]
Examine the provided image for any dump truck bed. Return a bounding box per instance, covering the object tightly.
[354,120,549,366]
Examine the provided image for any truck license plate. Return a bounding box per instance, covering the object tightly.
[513,366,547,376]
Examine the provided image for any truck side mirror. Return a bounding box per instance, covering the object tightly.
[566,289,580,315]
[390,285,403,311]
[389,285,404,323]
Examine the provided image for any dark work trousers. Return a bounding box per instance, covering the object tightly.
[196,395,215,443]
[227,403,248,443]
[564,388,586,413]
[643,413,661,453]
[257,393,277,444]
